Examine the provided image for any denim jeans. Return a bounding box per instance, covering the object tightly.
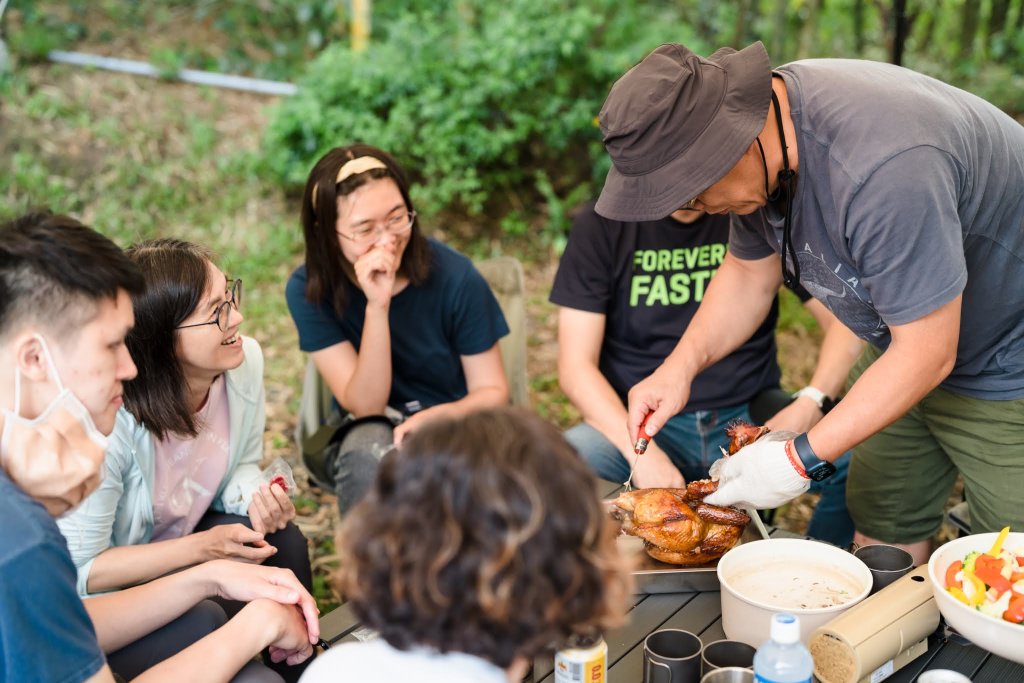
[564,404,854,547]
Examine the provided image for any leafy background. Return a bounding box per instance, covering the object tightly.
[2,0,1020,608]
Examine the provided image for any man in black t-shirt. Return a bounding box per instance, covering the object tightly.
[551,203,861,546]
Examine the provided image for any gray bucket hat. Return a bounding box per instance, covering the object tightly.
[595,41,772,222]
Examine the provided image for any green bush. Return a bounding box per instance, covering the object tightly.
[262,1,699,241]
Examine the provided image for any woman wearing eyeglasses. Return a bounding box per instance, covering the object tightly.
[286,144,510,512]
[59,239,313,681]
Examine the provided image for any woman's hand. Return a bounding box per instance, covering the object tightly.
[202,561,320,646]
[239,599,317,665]
[353,243,398,308]
[247,482,296,535]
[392,404,454,445]
[197,523,277,563]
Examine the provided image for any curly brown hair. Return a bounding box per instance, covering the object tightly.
[334,407,632,669]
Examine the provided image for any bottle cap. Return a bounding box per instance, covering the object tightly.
[770,613,800,645]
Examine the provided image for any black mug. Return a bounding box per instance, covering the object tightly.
[644,629,702,683]
[700,639,756,674]
[853,544,914,595]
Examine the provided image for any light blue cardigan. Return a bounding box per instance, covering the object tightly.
[58,336,267,596]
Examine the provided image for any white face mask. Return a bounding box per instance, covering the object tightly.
[0,334,109,517]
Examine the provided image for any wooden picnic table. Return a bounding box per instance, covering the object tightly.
[317,479,1024,681]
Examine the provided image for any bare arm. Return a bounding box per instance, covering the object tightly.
[132,600,310,682]
[85,560,319,655]
[85,562,211,652]
[392,343,509,442]
[85,525,276,594]
[87,600,312,683]
[628,252,781,439]
[766,298,866,433]
[807,295,961,462]
[557,307,683,488]
[312,312,391,417]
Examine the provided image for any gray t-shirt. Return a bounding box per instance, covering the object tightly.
[730,59,1024,399]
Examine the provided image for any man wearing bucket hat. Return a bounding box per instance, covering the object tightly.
[599,42,1024,564]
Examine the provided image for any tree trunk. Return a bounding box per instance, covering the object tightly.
[958,0,981,61]
[892,0,907,64]
[987,0,1013,56]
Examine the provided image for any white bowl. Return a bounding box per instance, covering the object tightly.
[927,531,1024,665]
[717,539,872,647]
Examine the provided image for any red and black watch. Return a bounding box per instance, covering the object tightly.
[792,433,836,481]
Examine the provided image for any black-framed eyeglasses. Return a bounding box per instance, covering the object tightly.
[176,278,243,332]
[338,210,416,246]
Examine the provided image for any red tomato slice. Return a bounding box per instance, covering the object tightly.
[946,559,963,590]
[975,562,1012,596]
[1004,594,1024,624]
[976,555,1003,574]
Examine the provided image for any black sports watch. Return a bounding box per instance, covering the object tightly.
[792,433,837,481]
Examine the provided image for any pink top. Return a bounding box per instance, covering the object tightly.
[151,376,231,541]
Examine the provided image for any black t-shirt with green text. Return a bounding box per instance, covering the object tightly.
[551,203,786,412]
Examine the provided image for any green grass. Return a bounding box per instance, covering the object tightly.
[0,57,827,609]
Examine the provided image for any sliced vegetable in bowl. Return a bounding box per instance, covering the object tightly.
[928,529,1024,665]
[942,527,1024,625]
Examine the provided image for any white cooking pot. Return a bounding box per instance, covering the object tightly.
[717,538,872,647]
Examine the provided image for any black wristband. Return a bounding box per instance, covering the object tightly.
[793,433,836,482]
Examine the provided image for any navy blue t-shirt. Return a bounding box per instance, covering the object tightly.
[0,470,105,682]
[551,203,798,411]
[286,239,509,413]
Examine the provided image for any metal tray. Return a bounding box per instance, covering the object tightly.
[620,515,771,594]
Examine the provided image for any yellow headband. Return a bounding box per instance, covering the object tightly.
[311,156,389,210]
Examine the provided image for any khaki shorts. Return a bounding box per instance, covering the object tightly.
[846,344,1024,543]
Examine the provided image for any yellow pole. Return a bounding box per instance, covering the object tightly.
[352,0,371,53]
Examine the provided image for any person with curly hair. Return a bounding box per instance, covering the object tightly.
[300,407,633,682]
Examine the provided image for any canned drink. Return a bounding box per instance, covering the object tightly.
[554,636,607,683]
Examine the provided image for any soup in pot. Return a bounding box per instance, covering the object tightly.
[727,560,864,610]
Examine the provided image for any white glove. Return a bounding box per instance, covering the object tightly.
[703,430,810,509]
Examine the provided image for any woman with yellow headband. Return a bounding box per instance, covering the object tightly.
[286,144,510,512]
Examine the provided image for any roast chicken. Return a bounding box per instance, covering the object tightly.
[608,422,767,566]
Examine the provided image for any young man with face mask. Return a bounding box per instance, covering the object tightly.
[0,212,320,682]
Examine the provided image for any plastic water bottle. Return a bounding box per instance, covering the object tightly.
[753,613,814,683]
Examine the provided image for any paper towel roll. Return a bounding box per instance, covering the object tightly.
[809,564,940,683]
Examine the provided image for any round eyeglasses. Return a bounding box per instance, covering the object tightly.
[338,210,416,246]
[176,278,243,333]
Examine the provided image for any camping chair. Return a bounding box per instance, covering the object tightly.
[294,255,529,448]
